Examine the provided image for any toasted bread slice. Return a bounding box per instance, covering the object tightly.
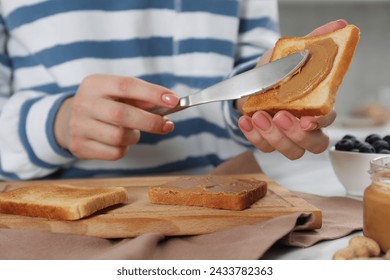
[148,175,267,210]
[0,185,128,220]
[242,24,360,117]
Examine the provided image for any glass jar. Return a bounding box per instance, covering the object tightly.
[363,156,390,252]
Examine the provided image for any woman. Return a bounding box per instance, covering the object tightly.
[0,0,342,180]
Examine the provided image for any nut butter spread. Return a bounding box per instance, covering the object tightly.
[364,178,390,252]
[277,38,338,103]
[160,176,264,194]
[149,175,267,210]
[364,156,390,253]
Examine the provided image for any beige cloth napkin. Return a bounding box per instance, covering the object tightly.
[0,152,362,260]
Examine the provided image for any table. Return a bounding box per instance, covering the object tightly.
[258,121,390,259]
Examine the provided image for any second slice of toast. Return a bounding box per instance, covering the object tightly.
[148,175,267,210]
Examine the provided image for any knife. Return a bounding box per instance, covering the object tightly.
[150,50,309,116]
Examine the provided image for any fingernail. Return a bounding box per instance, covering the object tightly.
[334,19,347,24]
[162,93,179,107]
[253,112,272,131]
[238,117,253,132]
[162,118,174,133]
[302,122,319,131]
[273,113,293,131]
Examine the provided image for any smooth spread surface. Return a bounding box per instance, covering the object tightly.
[277,38,338,103]
[154,176,264,194]
[149,175,268,210]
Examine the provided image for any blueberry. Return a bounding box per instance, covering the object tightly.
[335,139,355,151]
[373,140,390,153]
[340,134,362,150]
[365,134,382,145]
[383,135,390,145]
[352,139,364,149]
[342,134,356,140]
[335,134,390,154]
[359,143,376,153]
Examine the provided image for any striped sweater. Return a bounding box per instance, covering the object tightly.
[0,0,280,180]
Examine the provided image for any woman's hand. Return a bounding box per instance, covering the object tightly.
[236,19,347,159]
[54,74,179,160]
[238,109,336,159]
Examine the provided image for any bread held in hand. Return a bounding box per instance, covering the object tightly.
[242,24,360,117]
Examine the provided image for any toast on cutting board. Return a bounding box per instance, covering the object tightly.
[0,185,128,220]
[148,175,267,210]
[242,24,360,117]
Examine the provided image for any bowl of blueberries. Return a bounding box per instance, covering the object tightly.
[329,133,390,197]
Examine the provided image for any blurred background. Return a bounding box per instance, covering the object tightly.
[278,0,390,124]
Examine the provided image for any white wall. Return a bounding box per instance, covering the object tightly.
[278,0,390,115]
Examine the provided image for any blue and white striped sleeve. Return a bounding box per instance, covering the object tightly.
[0,89,76,180]
[222,0,280,145]
[0,12,75,180]
[0,15,10,111]
[0,14,22,181]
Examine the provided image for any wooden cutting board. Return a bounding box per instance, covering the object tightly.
[0,174,322,238]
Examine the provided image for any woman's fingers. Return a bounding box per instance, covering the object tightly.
[239,110,333,159]
[306,19,348,37]
[71,118,141,147]
[87,98,174,134]
[69,138,131,161]
[80,74,179,108]
[238,115,275,153]
[250,111,306,159]
[300,109,337,131]
[55,74,179,160]
[273,111,330,154]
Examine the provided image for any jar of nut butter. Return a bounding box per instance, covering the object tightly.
[363,156,390,252]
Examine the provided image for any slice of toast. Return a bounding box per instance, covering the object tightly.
[0,185,128,220]
[242,24,360,117]
[148,175,267,210]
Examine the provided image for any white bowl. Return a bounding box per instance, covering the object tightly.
[328,147,388,197]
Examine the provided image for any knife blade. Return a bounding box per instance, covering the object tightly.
[150,50,309,116]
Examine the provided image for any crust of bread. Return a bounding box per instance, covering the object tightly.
[148,175,267,210]
[242,24,360,117]
[0,185,128,220]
